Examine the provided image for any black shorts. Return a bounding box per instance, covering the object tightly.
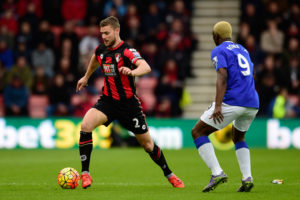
[93,95,148,134]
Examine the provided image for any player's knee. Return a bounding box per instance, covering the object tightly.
[232,134,245,144]
[192,126,202,139]
[81,121,94,132]
[141,142,154,152]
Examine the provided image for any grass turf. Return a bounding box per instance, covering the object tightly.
[0,148,299,200]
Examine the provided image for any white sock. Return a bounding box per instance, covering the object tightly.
[198,142,223,176]
[236,148,252,179]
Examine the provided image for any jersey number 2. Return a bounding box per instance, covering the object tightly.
[237,54,250,76]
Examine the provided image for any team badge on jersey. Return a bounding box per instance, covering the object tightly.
[100,54,103,60]
[115,53,121,62]
[103,64,117,76]
[212,56,218,69]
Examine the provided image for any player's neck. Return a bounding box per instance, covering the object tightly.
[219,38,232,45]
[111,38,123,49]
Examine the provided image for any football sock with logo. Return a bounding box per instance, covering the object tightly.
[79,131,93,172]
[194,136,223,176]
[148,144,172,177]
[235,141,252,179]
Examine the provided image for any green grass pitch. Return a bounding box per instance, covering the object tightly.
[0,148,299,200]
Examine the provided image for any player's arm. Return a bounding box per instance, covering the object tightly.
[210,67,227,124]
[76,54,99,92]
[119,59,151,76]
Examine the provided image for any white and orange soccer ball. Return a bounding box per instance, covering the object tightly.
[57,167,80,189]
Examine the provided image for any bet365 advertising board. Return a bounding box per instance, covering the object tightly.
[0,118,299,150]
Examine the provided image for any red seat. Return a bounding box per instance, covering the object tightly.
[28,95,49,118]
[136,77,158,112]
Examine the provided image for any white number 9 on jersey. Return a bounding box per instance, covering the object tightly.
[237,53,250,76]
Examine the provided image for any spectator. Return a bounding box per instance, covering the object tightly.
[3,75,29,116]
[57,57,76,89]
[158,36,189,80]
[143,3,161,37]
[36,20,54,49]
[32,66,50,95]
[265,1,282,25]
[155,59,183,116]
[272,87,300,118]
[6,56,33,89]
[79,25,99,72]
[260,20,284,54]
[85,0,105,25]
[42,0,62,25]
[0,25,14,50]
[79,25,99,56]
[16,0,42,19]
[103,0,127,18]
[0,9,18,36]
[32,41,55,77]
[237,22,251,47]
[257,54,279,116]
[15,21,34,51]
[14,39,32,64]
[281,37,300,68]
[19,2,40,32]
[241,3,262,41]
[59,21,79,68]
[165,0,189,26]
[141,41,159,77]
[0,39,14,69]
[61,0,87,24]
[47,74,72,116]
[280,56,300,94]
[244,34,265,68]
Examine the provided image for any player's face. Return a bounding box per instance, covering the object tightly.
[100,25,119,47]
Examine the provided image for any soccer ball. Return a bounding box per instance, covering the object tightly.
[57,167,80,189]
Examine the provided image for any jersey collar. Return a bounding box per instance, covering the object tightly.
[108,41,124,50]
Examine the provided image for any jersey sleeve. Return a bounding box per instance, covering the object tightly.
[211,48,228,71]
[94,45,102,65]
[123,48,143,65]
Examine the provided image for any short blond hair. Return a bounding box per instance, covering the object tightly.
[213,21,232,39]
[100,16,120,29]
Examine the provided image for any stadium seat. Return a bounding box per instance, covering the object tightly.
[28,95,49,118]
[136,77,158,112]
[0,95,4,117]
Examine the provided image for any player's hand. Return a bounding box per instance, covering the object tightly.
[119,67,134,76]
[76,76,88,92]
[209,105,224,124]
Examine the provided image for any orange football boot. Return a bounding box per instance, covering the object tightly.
[168,174,184,188]
[81,173,92,189]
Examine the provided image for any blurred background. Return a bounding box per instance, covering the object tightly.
[0,0,299,150]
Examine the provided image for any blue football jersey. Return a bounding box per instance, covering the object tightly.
[211,41,259,108]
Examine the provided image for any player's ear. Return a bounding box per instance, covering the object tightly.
[115,27,120,34]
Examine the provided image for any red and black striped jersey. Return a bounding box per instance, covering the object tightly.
[94,41,143,100]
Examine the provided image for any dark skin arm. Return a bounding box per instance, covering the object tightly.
[210,67,227,124]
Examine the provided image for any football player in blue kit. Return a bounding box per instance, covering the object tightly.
[191,21,259,192]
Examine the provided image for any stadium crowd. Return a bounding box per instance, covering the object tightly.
[0,0,196,118]
[239,0,300,118]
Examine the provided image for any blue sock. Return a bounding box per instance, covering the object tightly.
[194,136,223,175]
[235,141,249,150]
[235,141,251,179]
[194,136,210,149]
